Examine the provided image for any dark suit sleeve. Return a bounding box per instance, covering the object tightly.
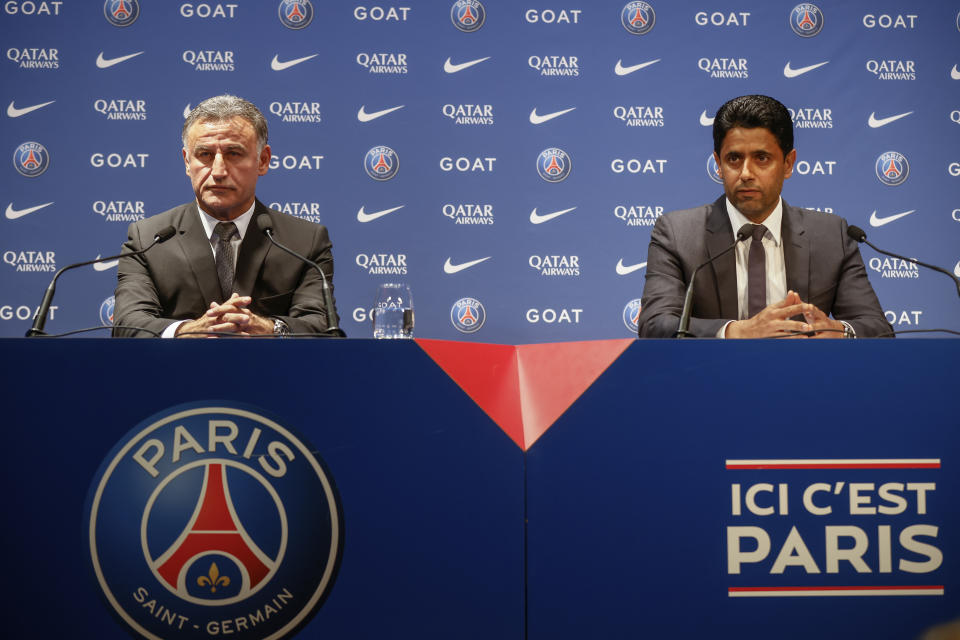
[831,218,893,338]
[637,214,729,338]
[264,223,339,335]
[112,221,180,338]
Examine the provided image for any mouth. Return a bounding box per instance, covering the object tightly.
[736,189,761,198]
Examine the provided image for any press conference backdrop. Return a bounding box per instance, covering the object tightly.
[3,0,959,342]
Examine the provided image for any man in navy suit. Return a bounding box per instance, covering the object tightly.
[637,95,890,339]
[113,95,338,338]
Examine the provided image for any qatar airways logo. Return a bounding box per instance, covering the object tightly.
[268,202,322,224]
[528,55,579,77]
[182,50,235,71]
[442,104,493,125]
[867,59,916,80]
[698,57,748,78]
[93,200,145,222]
[269,101,321,123]
[3,249,56,272]
[869,257,919,279]
[790,107,832,129]
[355,253,408,275]
[356,52,407,74]
[6,47,59,69]
[443,203,494,225]
[529,255,580,277]
[614,204,663,227]
[94,98,147,120]
[613,105,664,127]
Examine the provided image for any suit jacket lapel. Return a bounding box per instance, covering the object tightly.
[705,197,739,319]
[782,200,810,301]
[175,203,223,305]
[234,200,271,296]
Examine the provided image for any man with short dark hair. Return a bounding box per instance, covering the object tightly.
[637,94,890,339]
[113,95,339,337]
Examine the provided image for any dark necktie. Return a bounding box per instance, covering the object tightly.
[213,221,239,301]
[748,224,767,318]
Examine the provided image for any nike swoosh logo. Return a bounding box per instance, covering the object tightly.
[5,202,53,220]
[783,60,829,78]
[529,107,576,125]
[271,53,318,71]
[357,105,405,122]
[869,209,916,227]
[357,205,404,223]
[868,111,913,128]
[183,104,192,118]
[699,110,714,127]
[7,100,55,118]
[443,56,490,73]
[96,51,144,69]
[955,260,960,278]
[615,259,647,275]
[614,58,661,76]
[529,207,576,225]
[93,256,119,271]
[443,256,491,274]
[951,65,960,80]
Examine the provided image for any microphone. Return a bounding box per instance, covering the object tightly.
[26,225,176,337]
[676,223,753,338]
[255,214,344,336]
[848,225,960,299]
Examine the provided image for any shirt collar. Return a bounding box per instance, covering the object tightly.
[725,197,783,246]
[196,200,256,242]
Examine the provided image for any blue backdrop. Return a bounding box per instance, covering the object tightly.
[3,0,958,342]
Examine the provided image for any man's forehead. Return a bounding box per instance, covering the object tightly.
[720,126,780,150]
[186,117,255,145]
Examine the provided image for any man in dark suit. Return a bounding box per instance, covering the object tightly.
[637,95,890,339]
[113,95,338,338]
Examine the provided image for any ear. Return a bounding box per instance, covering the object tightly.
[712,151,721,176]
[783,149,797,179]
[182,147,189,175]
[258,144,271,176]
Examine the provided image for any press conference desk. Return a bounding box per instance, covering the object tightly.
[1,338,956,640]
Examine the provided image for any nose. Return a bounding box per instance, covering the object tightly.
[740,158,755,181]
[211,152,227,177]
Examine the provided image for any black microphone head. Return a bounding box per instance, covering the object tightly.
[154,225,177,242]
[255,213,274,235]
[847,225,867,243]
[735,223,754,241]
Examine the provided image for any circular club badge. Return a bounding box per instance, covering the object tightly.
[85,402,342,640]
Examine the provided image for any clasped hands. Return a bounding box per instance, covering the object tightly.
[175,293,274,337]
[725,290,845,339]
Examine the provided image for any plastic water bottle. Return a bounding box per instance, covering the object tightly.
[372,284,414,339]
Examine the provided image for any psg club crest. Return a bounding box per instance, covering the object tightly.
[104,0,140,27]
[875,151,910,186]
[278,0,314,30]
[13,141,50,178]
[789,3,824,37]
[622,298,642,333]
[451,297,486,333]
[707,153,722,184]
[99,296,115,326]
[364,146,399,181]
[537,148,571,183]
[621,2,655,35]
[450,0,486,33]
[85,402,343,640]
